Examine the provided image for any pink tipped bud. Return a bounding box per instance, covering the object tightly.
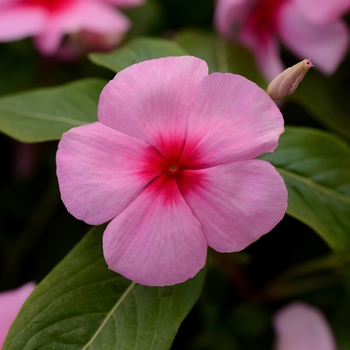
[267,59,314,100]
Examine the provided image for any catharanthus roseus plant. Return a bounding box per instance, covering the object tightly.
[0,0,144,55]
[56,56,287,286]
[214,0,350,80]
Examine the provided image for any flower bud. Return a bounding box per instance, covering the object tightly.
[267,59,314,100]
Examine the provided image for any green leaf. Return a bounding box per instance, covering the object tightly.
[0,78,106,142]
[3,225,206,350]
[174,29,266,87]
[89,37,188,73]
[290,70,350,140]
[261,126,350,251]
[263,253,350,300]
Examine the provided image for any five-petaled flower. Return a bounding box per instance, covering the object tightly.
[0,0,144,55]
[0,282,35,347]
[215,0,350,81]
[56,56,288,286]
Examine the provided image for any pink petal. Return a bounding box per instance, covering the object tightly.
[240,27,285,81]
[278,1,349,74]
[294,0,350,25]
[35,0,130,55]
[214,0,252,39]
[60,1,130,33]
[56,122,164,225]
[181,73,284,168]
[0,282,36,347]
[0,7,46,42]
[103,176,207,286]
[214,0,285,80]
[98,56,209,157]
[0,0,15,6]
[274,302,337,350]
[179,160,287,252]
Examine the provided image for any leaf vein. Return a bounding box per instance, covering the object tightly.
[276,167,350,204]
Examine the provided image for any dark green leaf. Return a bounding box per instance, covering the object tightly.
[174,29,266,87]
[261,126,350,251]
[0,78,106,142]
[3,225,206,350]
[263,253,350,300]
[290,70,350,140]
[89,37,188,73]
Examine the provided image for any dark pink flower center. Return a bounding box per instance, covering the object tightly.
[22,0,73,12]
[245,0,287,42]
[142,138,202,203]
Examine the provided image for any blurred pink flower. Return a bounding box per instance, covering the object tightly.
[0,0,144,55]
[0,282,35,347]
[56,29,124,60]
[273,302,337,350]
[215,0,350,81]
[56,56,287,286]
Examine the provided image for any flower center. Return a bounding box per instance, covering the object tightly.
[140,137,204,203]
[168,162,180,175]
[22,0,73,12]
[245,0,287,42]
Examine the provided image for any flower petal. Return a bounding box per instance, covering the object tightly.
[0,282,36,347]
[278,1,349,74]
[103,176,207,286]
[179,160,287,252]
[214,0,253,39]
[57,122,163,225]
[0,7,46,42]
[294,0,350,25]
[274,302,337,350]
[98,56,209,157]
[35,0,130,55]
[181,73,284,168]
[215,0,284,81]
[241,28,285,81]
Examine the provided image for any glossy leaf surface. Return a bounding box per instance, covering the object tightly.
[0,78,105,142]
[89,37,187,73]
[3,225,206,350]
[290,70,350,140]
[261,127,350,251]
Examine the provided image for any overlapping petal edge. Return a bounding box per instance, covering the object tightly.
[56,56,288,286]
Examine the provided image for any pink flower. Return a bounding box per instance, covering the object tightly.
[0,0,144,55]
[214,0,350,81]
[56,29,125,61]
[0,282,35,347]
[56,56,288,286]
[273,302,337,350]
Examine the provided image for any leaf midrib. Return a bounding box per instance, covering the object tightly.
[81,281,136,349]
[277,167,350,204]
[0,106,87,126]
